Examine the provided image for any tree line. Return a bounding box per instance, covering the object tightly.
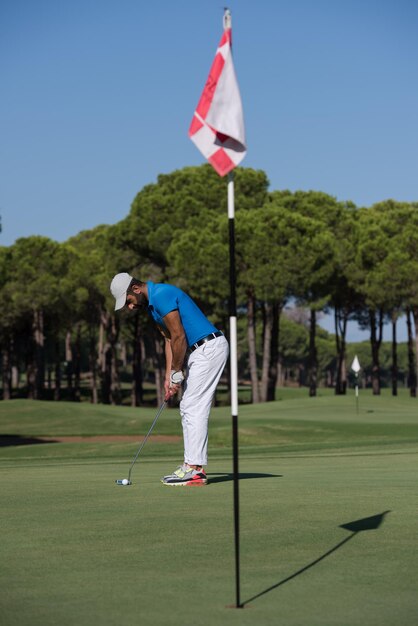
[1,164,417,405]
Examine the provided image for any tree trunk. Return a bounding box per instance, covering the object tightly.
[120,341,127,368]
[369,308,383,395]
[276,358,284,388]
[27,361,36,399]
[131,314,144,407]
[247,291,260,403]
[103,342,112,404]
[54,339,61,401]
[260,302,273,402]
[89,328,98,404]
[100,312,111,404]
[109,315,120,405]
[412,308,418,398]
[334,307,348,395]
[33,309,45,399]
[267,302,281,402]
[308,308,317,397]
[98,312,121,405]
[406,308,416,397]
[12,366,19,390]
[341,359,346,391]
[2,339,12,400]
[73,323,82,402]
[298,364,305,387]
[391,313,398,397]
[65,329,73,397]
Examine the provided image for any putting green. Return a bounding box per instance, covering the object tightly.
[1,393,417,625]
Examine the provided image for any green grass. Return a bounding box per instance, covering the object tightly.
[1,391,418,625]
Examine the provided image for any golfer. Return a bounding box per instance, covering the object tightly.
[110,273,229,486]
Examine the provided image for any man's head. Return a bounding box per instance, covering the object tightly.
[110,273,133,310]
[110,273,148,311]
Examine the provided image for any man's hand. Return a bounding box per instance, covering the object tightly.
[165,370,184,400]
[164,379,181,401]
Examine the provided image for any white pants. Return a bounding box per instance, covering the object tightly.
[180,335,229,467]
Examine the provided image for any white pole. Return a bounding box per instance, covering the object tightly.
[351,356,361,416]
[228,174,238,415]
[355,377,359,414]
[228,173,235,218]
[230,316,238,415]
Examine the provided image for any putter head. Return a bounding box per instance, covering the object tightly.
[115,479,132,486]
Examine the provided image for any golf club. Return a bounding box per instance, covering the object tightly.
[115,400,167,486]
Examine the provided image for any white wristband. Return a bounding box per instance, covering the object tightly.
[170,370,184,385]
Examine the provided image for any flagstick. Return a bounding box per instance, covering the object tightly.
[228,171,241,609]
[187,5,245,607]
[355,374,359,414]
[351,356,361,416]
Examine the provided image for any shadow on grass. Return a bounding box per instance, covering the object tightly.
[242,510,391,607]
[0,435,57,447]
[207,472,282,484]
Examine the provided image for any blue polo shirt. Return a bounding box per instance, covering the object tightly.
[147,281,218,347]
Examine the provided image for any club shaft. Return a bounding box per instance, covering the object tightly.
[127,401,166,481]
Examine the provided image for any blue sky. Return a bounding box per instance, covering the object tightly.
[1,0,417,341]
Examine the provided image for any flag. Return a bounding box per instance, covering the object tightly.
[189,10,246,177]
[351,355,361,373]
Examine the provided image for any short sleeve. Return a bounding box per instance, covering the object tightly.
[153,285,179,318]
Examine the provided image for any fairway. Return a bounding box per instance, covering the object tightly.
[1,392,417,626]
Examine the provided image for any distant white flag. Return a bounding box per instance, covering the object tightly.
[188,10,246,177]
[351,355,361,373]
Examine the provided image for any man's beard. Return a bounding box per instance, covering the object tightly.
[130,291,147,309]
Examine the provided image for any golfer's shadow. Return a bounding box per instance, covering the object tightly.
[207,472,282,484]
[242,510,391,607]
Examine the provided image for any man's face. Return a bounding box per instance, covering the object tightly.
[125,287,147,311]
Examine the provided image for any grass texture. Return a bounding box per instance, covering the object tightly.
[1,390,417,625]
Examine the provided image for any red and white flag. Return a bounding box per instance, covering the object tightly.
[189,11,246,177]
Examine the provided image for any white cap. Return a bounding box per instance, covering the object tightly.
[110,273,133,311]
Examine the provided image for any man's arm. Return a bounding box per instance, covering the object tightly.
[162,310,187,371]
[162,310,187,400]
[163,337,173,400]
[155,325,175,399]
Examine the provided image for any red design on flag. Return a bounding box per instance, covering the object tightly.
[189,13,246,177]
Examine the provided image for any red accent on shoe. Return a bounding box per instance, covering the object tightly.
[186,474,207,486]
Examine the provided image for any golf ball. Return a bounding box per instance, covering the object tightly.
[122,479,129,486]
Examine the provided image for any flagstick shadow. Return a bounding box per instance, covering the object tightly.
[242,510,391,607]
[207,472,282,485]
